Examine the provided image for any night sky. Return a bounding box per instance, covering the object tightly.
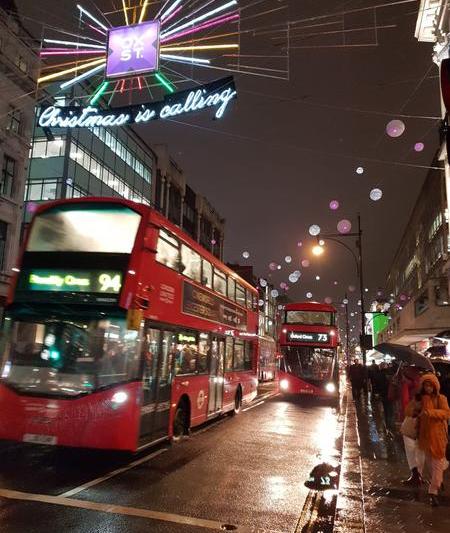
[16,0,441,329]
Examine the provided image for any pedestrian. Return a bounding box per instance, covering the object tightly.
[348,358,366,401]
[378,362,394,433]
[368,359,381,397]
[405,373,450,506]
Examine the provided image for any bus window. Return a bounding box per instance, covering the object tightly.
[156,229,179,270]
[225,337,234,371]
[180,244,201,283]
[174,331,198,375]
[198,333,209,373]
[213,269,227,297]
[161,331,176,385]
[244,341,252,370]
[227,277,236,301]
[233,340,245,370]
[246,291,253,310]
[236,284,246,308]
[202,259,213,288]
[285,310,332,326]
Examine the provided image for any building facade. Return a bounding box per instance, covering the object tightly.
[378,155,450,347]
[0,1,38,316]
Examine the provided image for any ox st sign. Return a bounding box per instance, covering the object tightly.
[38,77,237,129]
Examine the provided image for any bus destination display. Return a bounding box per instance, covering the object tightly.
[21,269,122,294]
[287,331,330,344]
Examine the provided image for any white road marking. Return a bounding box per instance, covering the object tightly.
[0,488,248,531]
[60,447,168,497]
[242,400,265,412]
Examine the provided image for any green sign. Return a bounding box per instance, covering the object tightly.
[25,270,122,294]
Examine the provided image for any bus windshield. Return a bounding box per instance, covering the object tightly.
[285,310,333,326]
[1,315,141,396]
[281,346,335,383]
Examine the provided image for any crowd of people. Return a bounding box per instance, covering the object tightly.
[347,358,450,507]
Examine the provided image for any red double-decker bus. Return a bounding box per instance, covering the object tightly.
[278,302,339,403]
[0,198,259,451]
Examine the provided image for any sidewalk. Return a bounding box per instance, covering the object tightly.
[337,389,450,532]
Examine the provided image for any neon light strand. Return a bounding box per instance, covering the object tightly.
[138,0,151,23]
[161,0,183,21]
[88,24,106,36]
[161,44,239,52]
[161,0,237,39]
[43,39,106,50]
[161,5,183,27]
[122,0,129,25]
[38,57,106,84]
[77,4,109,32]
[155,72,175,93]
[60,62,106,90]
[154,0,172,20]
[90,81,109,105]
[160,53,210,65]
[161,13,239,44]
[40,50,106,56]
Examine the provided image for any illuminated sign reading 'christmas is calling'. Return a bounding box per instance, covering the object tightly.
[38,77,237,129]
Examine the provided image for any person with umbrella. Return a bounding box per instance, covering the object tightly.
[405,373,450,506]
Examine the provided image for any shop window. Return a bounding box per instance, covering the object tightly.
[15,55,27,73]
[225,337,233,372]
[156,229,180,270]
[7,107,21,135]
[233,340,245,371]
[415,290,429,316]
[180,244,201,283]
[214,269,227,296]
[202,259,212,288]
[435,279,450,306]
[41,181,57,201]
[227,276,235,301]
[236,284,246,308]
[27,181,42,201]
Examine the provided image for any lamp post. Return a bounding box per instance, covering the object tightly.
[312,214,367,365]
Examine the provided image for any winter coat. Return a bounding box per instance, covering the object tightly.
[406,373,450,459]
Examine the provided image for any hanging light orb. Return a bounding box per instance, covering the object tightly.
[258,299,264,307]
[334,281,338,286]
[325,297,332,304]
[356,166,364,175]
[301,259,310,268]
[329,200,340,210]
[309,224,321,236]
[260,278,267,288]
[280,282,288,290]
[277,264,282,270]
[370,188,383,201]
[337,219,352,234]
[414,142,425,152]
[289,273,299,283]
[285,256,292,264]
[386,119,405,138]
[242,251,250,259]
[271,289,279,298]
[348,285,356,292]
[297,241,303,247]
[343,298,349,305]
[294,270,301,277]
[211,239,216,245]
[278,304,284,310]
[306,292,313,299]
[315,275,320,281]
[269,262,277,271]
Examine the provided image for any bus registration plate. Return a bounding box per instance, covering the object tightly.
[23,433,57,445]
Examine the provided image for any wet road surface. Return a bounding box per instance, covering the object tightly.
[0,395,342,532]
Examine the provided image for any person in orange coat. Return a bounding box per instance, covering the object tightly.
[406,373,450,506]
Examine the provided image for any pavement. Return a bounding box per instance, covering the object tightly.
[0,380,345,532]
[336,386,450,533]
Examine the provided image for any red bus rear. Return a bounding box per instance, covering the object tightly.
[0,198,259,451]
[278,302,339,403]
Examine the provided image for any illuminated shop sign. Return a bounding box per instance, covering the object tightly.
[106,21,160,79]
[287,331,330,344]
[24,270,122,294]
[182,281,247,330]
[38,77,237,128]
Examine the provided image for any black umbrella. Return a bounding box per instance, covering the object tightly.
[374,343,434,372]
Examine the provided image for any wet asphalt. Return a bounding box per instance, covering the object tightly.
[0,394,342,533]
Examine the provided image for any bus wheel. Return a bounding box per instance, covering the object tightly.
[230,387,242,416]
[172,404,189,442]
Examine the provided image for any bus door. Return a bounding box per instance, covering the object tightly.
[140,328,174,439]
[208,336,225,414]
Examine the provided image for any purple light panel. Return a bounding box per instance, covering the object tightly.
[106,21,160,79]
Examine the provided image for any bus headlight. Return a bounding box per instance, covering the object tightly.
[325,382,336,393]
[280,379,289,391]
[111,391,128,406]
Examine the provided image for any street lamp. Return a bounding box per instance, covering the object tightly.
[311,214,368,365]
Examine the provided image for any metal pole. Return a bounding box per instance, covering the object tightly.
[345,292,350,366]
[357,213,367,365]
